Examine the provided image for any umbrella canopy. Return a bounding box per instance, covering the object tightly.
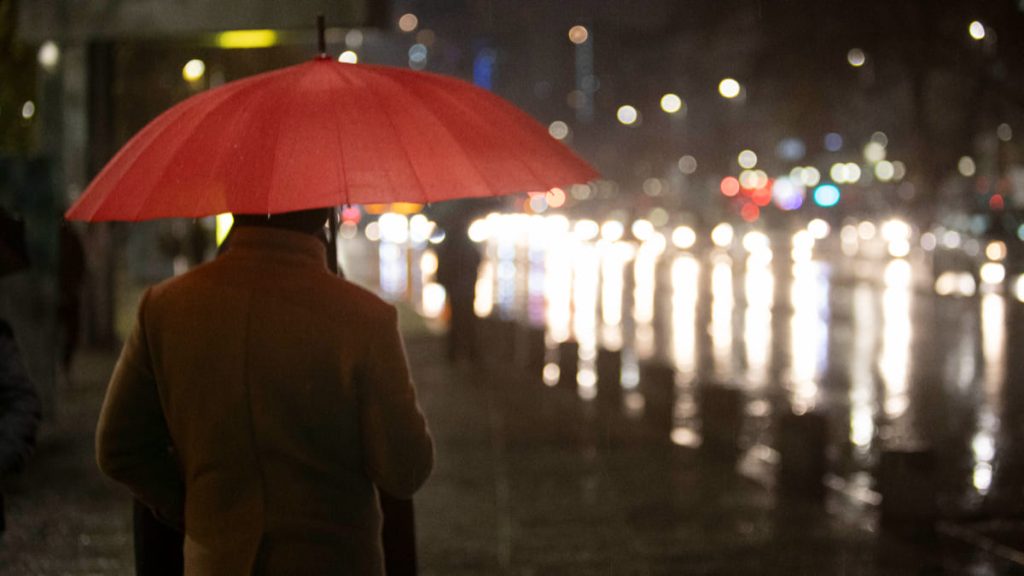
[65,57,598,222]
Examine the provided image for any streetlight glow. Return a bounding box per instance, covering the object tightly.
[738,149,758,169]
[718,78,741,99]
[617,105,639,125]
[38,41,60,71]
[398,13,419,32]
[958,156,976,177]
[182,59,206,82]
[548,120,570,140]
[863,142,886,163]
[875,161,895,181]
[568,25,589,44]
[672,226,697,249]
[660,93,683,114]
[215,30,278,49]
[969,21,986,40]
[847,48,866,67]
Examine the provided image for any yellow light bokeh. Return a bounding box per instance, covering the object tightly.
[215,213,233,246]
[398,13,419,32]
[364,202,424,215]
[568,25,589,44]
[847,48,866,67]
[182,59,206,82]
[660,93,683,114]
[616,105,638,125]
[968,21,986,41]
[718,78,741,99]
[215,30,278,49]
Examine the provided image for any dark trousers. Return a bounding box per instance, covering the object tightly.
[133,500,183,576]
[133,493,416,575]
[379,492,417,576]
[446,298,478,363]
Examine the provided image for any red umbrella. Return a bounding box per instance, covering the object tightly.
[65,55,597,222]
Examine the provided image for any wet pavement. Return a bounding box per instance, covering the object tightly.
[372,214,1024,574]
[374,216,1024,517]
[3,319,1022,574]
[0,351,133,575]
[414,333,1021,575]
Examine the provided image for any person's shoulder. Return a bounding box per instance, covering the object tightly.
[316,278,396,329]
[144,260,222,304]
[328,277,394,313]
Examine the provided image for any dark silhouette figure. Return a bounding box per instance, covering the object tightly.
[0,319,41,535]
[102,208,433,574]
[435,217,482,364]
[58,225,86,382]
[0,210,41,535]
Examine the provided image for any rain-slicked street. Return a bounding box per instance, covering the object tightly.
[5,1,1024,574]
[354,211,1024,573]
[3,306,1022,574]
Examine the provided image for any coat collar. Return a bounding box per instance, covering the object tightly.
[223,227,328,270]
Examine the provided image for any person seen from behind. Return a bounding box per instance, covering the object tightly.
[435,213,482,364]
[96,207,434,575]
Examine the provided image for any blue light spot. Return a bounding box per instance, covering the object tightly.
[473,48,496,90]
[813,184,841,207]
[824,132,843,152]
[408,44,428,63]
[776,137,806,161]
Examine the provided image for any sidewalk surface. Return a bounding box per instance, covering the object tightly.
[0,332,1018,575]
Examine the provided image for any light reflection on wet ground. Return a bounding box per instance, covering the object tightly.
[369,213,1024,525]
[355,212,1024,572]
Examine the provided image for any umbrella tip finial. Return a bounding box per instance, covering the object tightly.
[317,14,327,57]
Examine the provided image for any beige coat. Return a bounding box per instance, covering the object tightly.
[96,227,434,575]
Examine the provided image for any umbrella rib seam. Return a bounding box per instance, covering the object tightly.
[130,99,211,222]
[69,61,596,221]
[324,64,352,207]
[348,67,435,205]
[395,74,506,200]
[447,87,553,196]
[103,96,211,221]
[141,77,272,220]
[396,68,557,196]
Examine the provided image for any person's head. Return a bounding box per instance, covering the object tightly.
[232,207,333,236]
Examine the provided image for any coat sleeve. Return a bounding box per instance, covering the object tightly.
[95,289,185,530]
[358,305,434,499]
[0,320,41,475]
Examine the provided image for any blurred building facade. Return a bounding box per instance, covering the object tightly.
[3,0,1024,412]
[6,0,387,414]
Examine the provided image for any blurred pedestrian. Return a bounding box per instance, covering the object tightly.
[435,214,482,364]
[97,207,434,575]
[0,210,41,536]
[0,319,41,536]
[58,224,86,384]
